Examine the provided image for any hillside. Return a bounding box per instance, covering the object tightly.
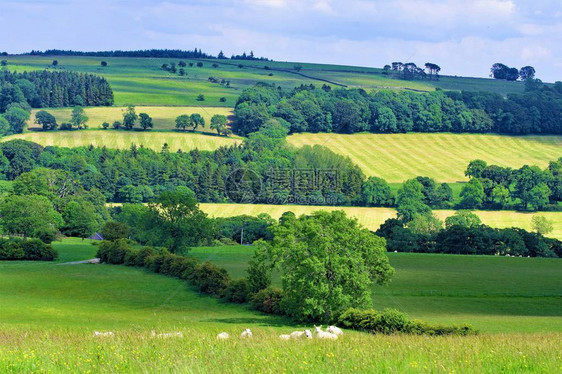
[2,55,527,107]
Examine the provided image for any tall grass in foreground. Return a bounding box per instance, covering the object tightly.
[0,328,559,373]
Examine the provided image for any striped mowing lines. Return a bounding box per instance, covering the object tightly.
[3,131,240,152]
[287,133,562,182]
[199,203,562,240]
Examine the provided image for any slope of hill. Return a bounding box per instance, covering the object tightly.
[3,55,527,107]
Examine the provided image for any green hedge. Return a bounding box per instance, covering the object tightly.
[0,238,57,261]
[338,308,477,336]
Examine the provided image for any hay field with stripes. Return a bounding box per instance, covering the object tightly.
[200,203,562,240]
[288,133,562,182]
[4,130,240,152]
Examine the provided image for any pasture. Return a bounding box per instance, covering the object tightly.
[199,203,562,240]
[28,106,233,132]
[288,132,562,182]
[3,55,528,108]
[3,130,240,152]
[0,239,560,372]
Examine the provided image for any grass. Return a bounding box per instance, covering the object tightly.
[3,129,240,152]
[1,238,560,372]
[28,106,233,132]
[191,245,562,333]
[288,132,562,182]
[199,203,562,240]
[3,55,529,108]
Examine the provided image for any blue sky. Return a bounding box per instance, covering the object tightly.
[1,0,561,81]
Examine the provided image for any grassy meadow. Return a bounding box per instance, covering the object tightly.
[199,203,562,240]
[288,132,562,182]
[28,106,233,132]
[1,239,560,372]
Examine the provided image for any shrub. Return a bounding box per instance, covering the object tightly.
[144,254,166,273]
[102,121,109,129]
[21,239,57,261]
[96,239,133,264]
[168,256,198,278]
[219,97,227,102]
[112,121,122,129]
[179,257,199,280]
[224,278,250,303]
[0,240,25,260]
[196,94,205,101]
[250,286,284,315]
[59,122,72,130]
[191,261,230,295]
[135,246,165,267]
[196,62,203,67]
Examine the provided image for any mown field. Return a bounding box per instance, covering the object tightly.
[200,203,562,240]
[3,55,528,108]
[288,133,562,182]
[1,239,560,372]
[28,106,233,132]
[4,130,240,152]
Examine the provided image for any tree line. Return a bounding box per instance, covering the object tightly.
[0,70,113,109]
[233,81,562,136]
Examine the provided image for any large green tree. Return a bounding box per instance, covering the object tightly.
[459,178,485,209]
[62,201,98,239]
[70,106,88,129]
[122,105,137,130]
[34,110,58,130]
[255,210,394,322]
[3,107,30,134]
[0,194,63,240]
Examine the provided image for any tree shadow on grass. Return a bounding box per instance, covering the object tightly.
[201,316,293,328]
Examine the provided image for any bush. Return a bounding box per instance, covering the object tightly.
[144,254,166,273]
[191,261,230,295]
[100,221,130,241]
[59,122,72,130]
[179,257,199,280]
[102,122,109,129]
[0,240,25,260]
[219,97,227,102]
[250,286,284,315]
[21,239,58,261]
[224,278,250,303]
[196,94,205,101]
[112,121,122,129]
[338,308,477,336]
[96,239,133,264]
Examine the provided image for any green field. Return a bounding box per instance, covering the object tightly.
[1,239,560,372]
[28,106,233,132]
[199,203,562,240]
[191,245,562,333]
[3,55,528,108]
[288,132,562,182]
[3,129,240,152]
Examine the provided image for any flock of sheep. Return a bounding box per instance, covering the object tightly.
[93,325,344,340]
[218,325,344,341]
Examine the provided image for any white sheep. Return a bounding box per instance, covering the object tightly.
[326,325,343,336]
[289,329,312,339]
[151,330,183,338]
[314,325,338,340]
[279,334,291,340]
[217,332,230,340]
[93,331,114,337]
[240,329,253,339]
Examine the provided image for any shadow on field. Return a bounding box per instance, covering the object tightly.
[201,317,291,327]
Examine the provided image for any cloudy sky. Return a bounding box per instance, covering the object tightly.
[1,0,561,81]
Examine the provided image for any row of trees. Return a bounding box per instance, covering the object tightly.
[233,81,562,136]
[463,158,562,211]
[0,70,113,110]
[175,113,230,136]
[382,62,441,80]
[490,63,536,81]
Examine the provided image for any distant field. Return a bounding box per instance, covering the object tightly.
[200,203,562,240]
[192,245,562,333]
[4,55,529,107]
[288,133,562,182]
[3,130,240,152]
[28,106,233,132]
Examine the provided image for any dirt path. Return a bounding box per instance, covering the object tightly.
[57,258,100,265]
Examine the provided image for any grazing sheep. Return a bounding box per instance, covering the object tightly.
[314,325,338,340]
[93,331,114,337]
[151,330,183,338]
[326,325,343,336]
[217,332,230,340]
[240,329,253,339]
[290,329,313,339]
[279,334,291,340]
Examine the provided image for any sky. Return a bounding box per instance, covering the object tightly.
[1,0,561,81]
